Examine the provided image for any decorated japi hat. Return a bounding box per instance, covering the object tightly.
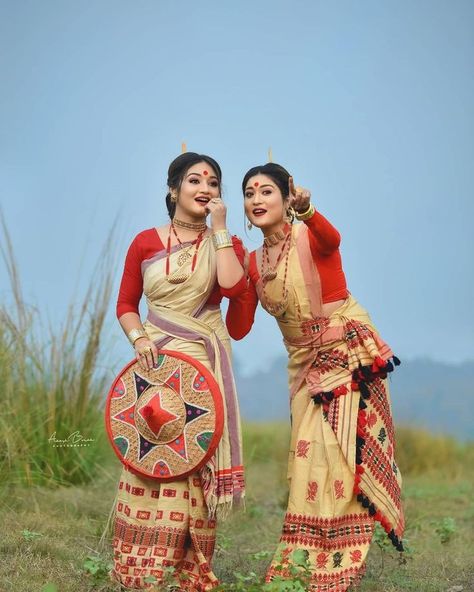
[105,350,224,481]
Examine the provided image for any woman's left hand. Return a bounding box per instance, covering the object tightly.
[288,176,311,212]
[206,197,227,231]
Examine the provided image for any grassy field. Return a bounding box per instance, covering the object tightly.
[1,223,473,591]
[1,424,473,592]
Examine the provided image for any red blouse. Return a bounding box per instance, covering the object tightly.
[116,228,248,338]
[230,210,349,340]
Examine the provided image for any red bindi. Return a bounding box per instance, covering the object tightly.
[254,182,259,187]
[203,170,209,176]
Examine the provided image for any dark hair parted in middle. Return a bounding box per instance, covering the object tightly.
[165,152,222,219]
[241,163,291,200]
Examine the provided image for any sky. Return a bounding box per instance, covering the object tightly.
[1,0,473,376]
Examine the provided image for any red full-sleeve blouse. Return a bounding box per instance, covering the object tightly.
[116,228,248,339]
[229,210,349,340]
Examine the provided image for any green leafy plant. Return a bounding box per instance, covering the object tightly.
[434,517,457,544]
[82,554,113,585]
[21,529,43,542]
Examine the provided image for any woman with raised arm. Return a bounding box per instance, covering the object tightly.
[111,152,246,591]
[234,162,404,592]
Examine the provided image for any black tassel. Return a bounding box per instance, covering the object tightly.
[393,356,401,366]
[359,399,368,410]
[385,360,394,373]
[360,382,370,399]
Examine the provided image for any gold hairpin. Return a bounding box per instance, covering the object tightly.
[268,147,273,163]
[181,142,187,154]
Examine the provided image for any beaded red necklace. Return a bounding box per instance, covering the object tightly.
[260,230,292,316]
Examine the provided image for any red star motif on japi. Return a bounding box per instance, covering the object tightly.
[316,552,330,569]
[296,440,310,458]
[334,479,345,499]
[350,550,362,564]
[306,481,318,501]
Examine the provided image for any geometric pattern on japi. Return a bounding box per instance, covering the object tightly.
[311,348,349,374]
[308,565,367,592]
[362,436,402,511]
[280,512,374,551]
[344,321,373,350]
[367,378,395,445]
[114,517,187,549]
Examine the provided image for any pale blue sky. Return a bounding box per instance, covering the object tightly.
[1,0,473,374]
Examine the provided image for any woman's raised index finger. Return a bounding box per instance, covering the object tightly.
[288,176,296,196]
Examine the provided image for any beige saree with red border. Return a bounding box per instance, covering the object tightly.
[255,224,404,592]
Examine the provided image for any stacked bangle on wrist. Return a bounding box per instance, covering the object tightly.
[295,203,315,221]
[212,229,233,251]
[128,327,147,346]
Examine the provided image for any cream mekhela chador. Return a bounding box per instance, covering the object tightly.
[111,153,246,591]
[234,163,404,592]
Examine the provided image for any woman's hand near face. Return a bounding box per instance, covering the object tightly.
[206,197,227,231]
[288,176,311,212]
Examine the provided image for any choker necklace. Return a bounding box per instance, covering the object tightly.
[263,227,289,247]
[173,217,207,232]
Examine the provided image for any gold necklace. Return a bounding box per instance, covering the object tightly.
[166,223,205,284]
[260,231,292,316]
[263,228,287,247]
[173,217,207,232]
[261,232,291,283]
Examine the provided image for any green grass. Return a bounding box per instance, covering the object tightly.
[1,216,473,590]
[1,425,473,592]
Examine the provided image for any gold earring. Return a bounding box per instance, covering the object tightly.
[285,207,295,223]
[171,191,178,203]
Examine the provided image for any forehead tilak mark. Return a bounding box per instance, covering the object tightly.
[203,170,209,176]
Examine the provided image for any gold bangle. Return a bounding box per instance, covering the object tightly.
[128,327,147,346]
[212,229,233,250]
[295,203,315,221]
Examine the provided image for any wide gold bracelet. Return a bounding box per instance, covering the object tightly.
[127,327,147,346]
[212,229,233,251]
[295,203,315,221]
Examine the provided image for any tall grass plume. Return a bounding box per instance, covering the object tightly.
[0,212,115,487]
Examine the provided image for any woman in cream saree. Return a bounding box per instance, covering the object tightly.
[111,153,245,591]
[234,163,404,592]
